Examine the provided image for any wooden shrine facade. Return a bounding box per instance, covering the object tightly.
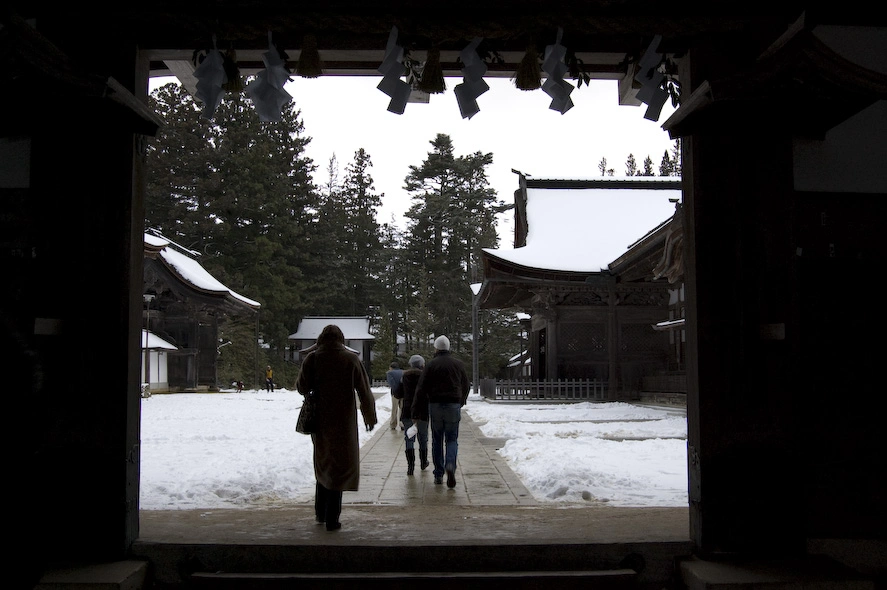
[479,177,685,398]
[143,233,260,392]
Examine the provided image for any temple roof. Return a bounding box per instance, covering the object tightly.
[479,176,682,309]
[483,177,681,273]
[288,317,375,341]
[144,232,261,313]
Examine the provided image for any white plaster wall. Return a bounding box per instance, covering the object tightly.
[141,350,169,390]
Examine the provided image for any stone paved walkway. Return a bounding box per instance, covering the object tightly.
[348,411,538,506]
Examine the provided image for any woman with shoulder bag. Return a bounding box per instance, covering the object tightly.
[295,324,377,531]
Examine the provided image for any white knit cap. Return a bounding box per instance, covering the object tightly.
[409,354,425,368]
[434,335,450,350]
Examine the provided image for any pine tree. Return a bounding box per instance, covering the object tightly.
[312,153,350,315]
[403,134,506,355]
[145,82,214,235]
[369,305,399,379]
[337,148,384,316]
[321,154,340,200]
[641,155,655,176]
[670,139,682,176]
[403,134,462,340]
[376,220,409,342]
[146,79,320,385]
[657,139,682,176]
[217,315,262,389]
[659,150,672,176]
[478,309,523,379]
[404,271,436,356]
[597,157,608,176]
[625,153,638,176]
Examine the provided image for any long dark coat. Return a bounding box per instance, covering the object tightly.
[295,344,377,491]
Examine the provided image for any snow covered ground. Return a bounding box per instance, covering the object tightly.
[139,387,688,510]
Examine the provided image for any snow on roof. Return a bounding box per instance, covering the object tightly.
[288,316,375,341]
[507,350,530,367]
[149,234,261,308]
[145,233,168,248]
[484,181,681,273]
[140,329,177,350]
[653,318,686,331]
[296,342,361,355]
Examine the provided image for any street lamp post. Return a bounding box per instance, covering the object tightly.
[143,294,156,393]
[470,283,482,395]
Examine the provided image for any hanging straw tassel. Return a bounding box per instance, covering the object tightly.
[513,44,542,90]
[417,47,446,94]
[296,34,323,78]
[222,48,243,93]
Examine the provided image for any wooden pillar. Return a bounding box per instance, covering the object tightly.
[607,278,618,396]
[683,126,802,558]
[529,327,541,380]
[545,312,558,381]
[17,20,148,564]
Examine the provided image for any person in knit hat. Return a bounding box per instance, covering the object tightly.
[392,354,429,475]
[414,335,470,488]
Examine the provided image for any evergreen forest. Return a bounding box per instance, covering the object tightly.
[145,81,680,389]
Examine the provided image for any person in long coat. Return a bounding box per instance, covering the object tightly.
[295,324,377,531]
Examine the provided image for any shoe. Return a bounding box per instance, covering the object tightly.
[446,467,456,488]
[315,517,325,524]
[434,476,442,485]
[326,522,341,531]
[420,449,429,470]
[405,449,415,476]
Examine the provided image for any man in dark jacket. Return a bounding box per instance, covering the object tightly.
[414,335,470,488]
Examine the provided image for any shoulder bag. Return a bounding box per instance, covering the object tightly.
[295,392,317,435]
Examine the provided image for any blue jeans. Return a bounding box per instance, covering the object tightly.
[429,402,461,478]
[401,418,429,451]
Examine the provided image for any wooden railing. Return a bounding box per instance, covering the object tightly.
[641,373,687,393]
[480,378,609,402]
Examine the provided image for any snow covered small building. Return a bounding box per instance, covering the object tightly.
[287,316,374,375]
[140,329,177,393]
[478,174,684,398]
[143,231,261,392]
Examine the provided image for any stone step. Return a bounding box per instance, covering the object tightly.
[680,555,875,590]
[34,560,148,590]
[190,568,639,589]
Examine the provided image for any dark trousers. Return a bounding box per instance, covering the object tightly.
[314,482,342,524]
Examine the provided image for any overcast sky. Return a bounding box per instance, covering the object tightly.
[285,75,678,238]
[151,74,678,239]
